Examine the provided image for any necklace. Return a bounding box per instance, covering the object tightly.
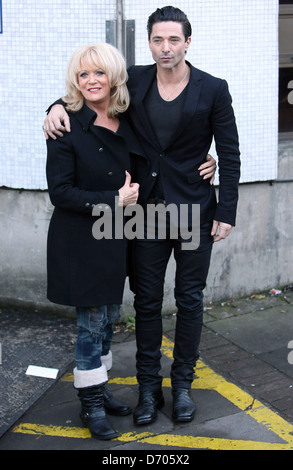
[157,68,189,100]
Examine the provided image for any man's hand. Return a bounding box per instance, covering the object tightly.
[211,220,232,242]
[118,172,139,206]
[199,154,217,184]
[43,104,71,140]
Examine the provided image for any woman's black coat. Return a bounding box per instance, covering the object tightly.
[46,104,144,307]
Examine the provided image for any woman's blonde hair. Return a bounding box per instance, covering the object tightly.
[63,43,130,116]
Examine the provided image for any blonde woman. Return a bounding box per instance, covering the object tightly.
[46,43,143,440]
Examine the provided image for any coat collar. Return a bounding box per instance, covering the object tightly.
[74,104,97,131]
[72,104,146,158]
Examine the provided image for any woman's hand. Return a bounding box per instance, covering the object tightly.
[199,154,217,184]
[118,172,139,206]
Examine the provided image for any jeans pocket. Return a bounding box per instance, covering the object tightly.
[88,307,108,338]
[77,306,107,339]
[107,304,121,324]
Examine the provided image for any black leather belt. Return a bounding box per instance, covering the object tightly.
[146,198,167,206]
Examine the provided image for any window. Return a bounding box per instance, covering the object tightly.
[279,1,293,136]
[0,0,2,34]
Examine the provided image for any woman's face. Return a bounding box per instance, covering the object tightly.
[77,62,111,109]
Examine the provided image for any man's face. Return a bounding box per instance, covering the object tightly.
[148,21,191,70]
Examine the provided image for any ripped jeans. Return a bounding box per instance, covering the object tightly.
[75,305,120,371]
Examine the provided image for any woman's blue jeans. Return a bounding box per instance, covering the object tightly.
[75,305,120,371]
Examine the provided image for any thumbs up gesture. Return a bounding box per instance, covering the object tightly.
[118,171,139,206]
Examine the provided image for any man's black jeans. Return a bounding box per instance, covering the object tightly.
[133,220,214,391]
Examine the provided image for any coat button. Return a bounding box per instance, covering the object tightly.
[152,172,157,177]
[99,147,104,152]
[108,171,113,176]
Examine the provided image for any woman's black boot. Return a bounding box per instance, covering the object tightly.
[74,365,119,440]
[77,384,119,440]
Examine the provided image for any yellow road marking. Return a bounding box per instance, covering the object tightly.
[135,434,291,451]
[11,335,293,449]
[11,423,152,442]
[11,423,293,450]
[12,423,91,439]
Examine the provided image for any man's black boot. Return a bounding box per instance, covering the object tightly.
[172,388,196,422]
[133,389,164,425]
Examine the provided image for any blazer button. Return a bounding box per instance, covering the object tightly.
[99,147,104,152]
[85,202,90,207]
[108,171,113,176]
[152,172,157,177]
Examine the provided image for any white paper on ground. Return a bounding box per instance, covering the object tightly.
[26,365,59,379]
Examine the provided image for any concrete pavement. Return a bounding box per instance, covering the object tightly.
[0,286,293,451]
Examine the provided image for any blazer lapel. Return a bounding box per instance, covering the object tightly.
[167,64,202,147]
[130,65,162,150]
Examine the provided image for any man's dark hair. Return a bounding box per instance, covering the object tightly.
[147,5,192,40]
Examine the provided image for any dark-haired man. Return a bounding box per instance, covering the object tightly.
[127,6,240,425]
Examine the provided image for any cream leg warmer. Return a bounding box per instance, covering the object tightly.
[73,363,108,389]
[101,351,112,371]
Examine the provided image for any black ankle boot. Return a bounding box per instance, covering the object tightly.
[133,389,164,425]
[77,385,119,440]
[172,388,196,422]
[103,385,132,416]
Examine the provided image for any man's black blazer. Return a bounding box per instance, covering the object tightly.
[126,62,241,226]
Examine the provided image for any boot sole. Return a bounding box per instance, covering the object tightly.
[91,430,120,440]
[172,410,195,423]
[81,418,120,440]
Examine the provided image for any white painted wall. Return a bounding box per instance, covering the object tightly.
[0,0,278,188]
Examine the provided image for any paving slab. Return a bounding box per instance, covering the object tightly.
[206,305,293,360]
